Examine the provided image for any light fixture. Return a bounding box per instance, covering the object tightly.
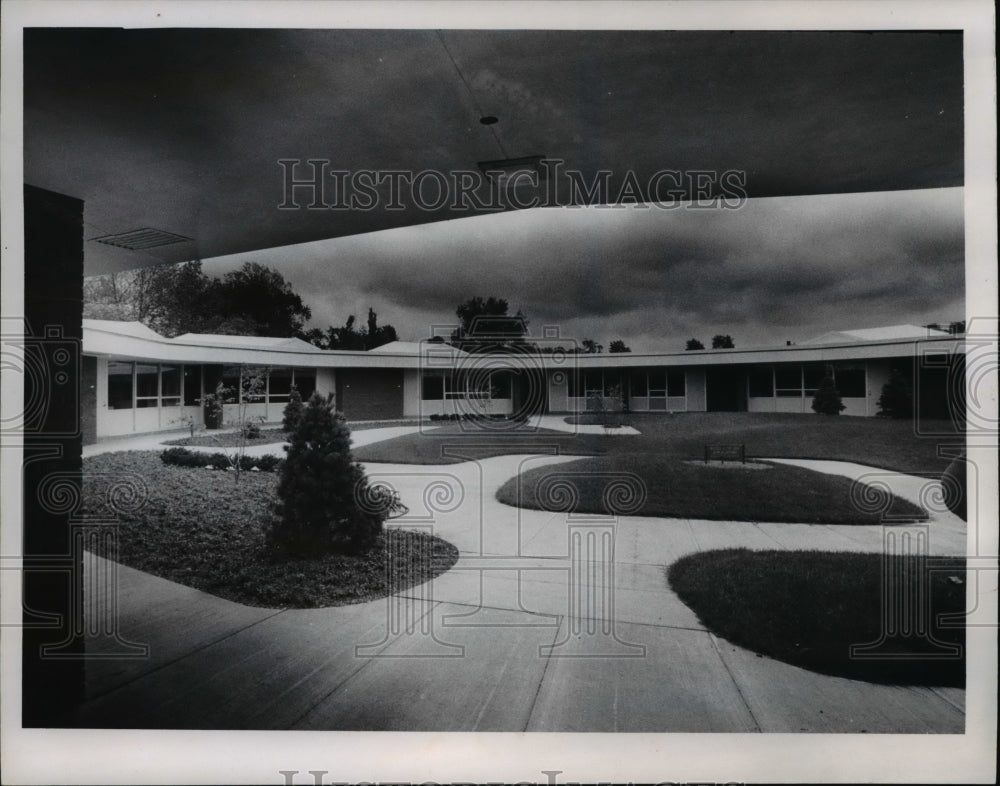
[91,228,192,251]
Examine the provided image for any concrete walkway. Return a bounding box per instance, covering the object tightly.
[66,450,967,732]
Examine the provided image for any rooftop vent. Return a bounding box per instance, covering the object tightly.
[91,228,192,251]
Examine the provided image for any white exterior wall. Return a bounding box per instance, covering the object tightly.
[686,369,707,411]
[403,369,421,417]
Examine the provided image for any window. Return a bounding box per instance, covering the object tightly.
[492,371,512,399]
[160,365,181,407]
[629,370,647,397]
[220,365,241,403]
[183,366,201,406]
[422,372,444,400]
[648,370,667,397]
[748,366,774,397]
[108,361,133,409]
[603,372,622,397]
[269,368,293,402]
[294,368,317,400]
[667,370,686,397]
[135,363,159,408]
[584,370,604,398]
[775,365,803,397]
[835,368,866,398]
[803,363,827,397]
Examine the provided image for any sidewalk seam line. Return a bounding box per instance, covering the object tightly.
[708,631,762,733]
[523,614,564,731]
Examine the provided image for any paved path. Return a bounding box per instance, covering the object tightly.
[66,451,967,732]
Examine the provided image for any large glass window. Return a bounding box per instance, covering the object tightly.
[220,365,241,403]
[269,367,293,402]
[835,368,866,398]
[108,361,133,409]
[183,366,201,406]
[603,372,622,397]
[803,363,828,397]
[135,363,159,408]
[492,371,512,399]
[422,372,444,400]
[667,370,686,397]
[160,365,181,407]
[775,365,803,397]
[629,370,648,397]
[648,370,667,397]
[583,370,604,397]
[294,368,317,400]
[748,366,774,397]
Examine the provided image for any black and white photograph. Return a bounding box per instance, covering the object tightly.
[1,1,996,784]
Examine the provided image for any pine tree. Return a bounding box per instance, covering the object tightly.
[877,368,913,418]
[282,385,304,432]
[811,374,845,415]
[271,393,383,555]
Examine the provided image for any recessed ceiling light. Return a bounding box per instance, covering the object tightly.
[479,116,498,125]
[91,228,192,251]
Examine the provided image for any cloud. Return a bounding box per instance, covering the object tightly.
[201,187,963,351]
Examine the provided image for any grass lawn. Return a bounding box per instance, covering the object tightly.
[354,422,602,464]
[82,451,459,608]
[668,549,966,687]
[357,413,953,523]
[358,412,960,474]
[496,455,925,523]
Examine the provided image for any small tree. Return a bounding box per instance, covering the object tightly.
[877,368,913,419]
[270,393,385,555]
[685,338,705,351]
[282,385,304,432]
[712,334,735,349]
[608,340,631,353]
[811,373,845,415]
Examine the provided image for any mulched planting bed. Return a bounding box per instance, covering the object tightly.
[163,428,288,448]
[82,451,459,608]
[497,455,926,524]
[668,548,966,687]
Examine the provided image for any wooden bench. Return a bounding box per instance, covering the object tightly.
[704,443,746,464]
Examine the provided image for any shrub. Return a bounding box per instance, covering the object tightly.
[811,375,845,415]
[242,421,262,439]
[160,446,282,472]
[282,385,304,432]
[270,392,385,555]
[877,368,913,418]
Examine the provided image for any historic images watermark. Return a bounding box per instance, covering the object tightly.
[277,159,748,212]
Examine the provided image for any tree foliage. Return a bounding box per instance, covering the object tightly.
[270,393,385,555]
[608,340,631,353]
[811,373,846,415]
[451,296,528,352]
[877,368,913,419]
[685,338,705,351]
[84,260,312,338]
[581,338,603,354]
[300,308,399,351]
[712,334,735,349]
[282,385,304,433]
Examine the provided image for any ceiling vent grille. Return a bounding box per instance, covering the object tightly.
[91,228,192,250]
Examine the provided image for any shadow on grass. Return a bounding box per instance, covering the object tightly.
[668,548,965,687]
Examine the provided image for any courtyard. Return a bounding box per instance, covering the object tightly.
[68,413,968,732]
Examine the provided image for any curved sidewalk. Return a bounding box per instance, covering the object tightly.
[67,450,967,732]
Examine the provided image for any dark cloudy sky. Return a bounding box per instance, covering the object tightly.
[201,187,964,352]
